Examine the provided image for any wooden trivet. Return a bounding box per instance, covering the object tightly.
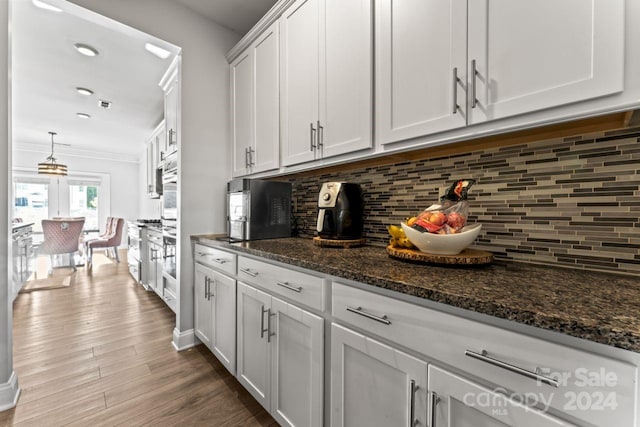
[387,245,493,265]
[313,236,367,248]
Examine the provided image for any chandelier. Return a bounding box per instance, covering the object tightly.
[38,132,68,176]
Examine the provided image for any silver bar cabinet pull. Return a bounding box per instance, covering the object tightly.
[465,349,559,388]
[408,380,417,427]
[310,122,316,151]
[260,305,269,339]
[213,258,227,264]
[429,391,439,427]
[267,309,276,343]
[209,278,215,300]
[240,267,258,277]
[346,306,391,325]
[452,67,459,114]
[248,147,255,166]
[470,59,478,108]
[204,277,208,299]
[317,120,323,148]
[276,281,302,293]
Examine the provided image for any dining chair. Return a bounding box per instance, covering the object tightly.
[85,217,125,267]
[39,218,85,273]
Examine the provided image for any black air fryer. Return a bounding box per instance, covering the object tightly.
[316,182,364,240]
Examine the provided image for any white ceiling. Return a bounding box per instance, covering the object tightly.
[176,0,277,35]
[12,0,181,158]
[12,0,276,161]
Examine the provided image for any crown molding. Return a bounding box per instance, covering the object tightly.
[14,142,141,163]
[225,0,296,63]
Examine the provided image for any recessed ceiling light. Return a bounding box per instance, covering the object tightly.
[76,87,93,96]
[74,43,99,57]
[32,0,62,12]
[144,43,171,59]
[76,113,91,119]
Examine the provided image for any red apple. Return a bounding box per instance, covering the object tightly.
[447,212,466,229]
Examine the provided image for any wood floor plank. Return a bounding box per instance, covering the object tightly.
[11,392,106,426]
[3,251,276,426]
[17,367,101,405]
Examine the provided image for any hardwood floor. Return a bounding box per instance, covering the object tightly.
[0,250,277,426]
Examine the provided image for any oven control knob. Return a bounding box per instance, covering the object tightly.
[322,193,331,201]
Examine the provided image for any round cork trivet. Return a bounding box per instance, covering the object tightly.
[313,236,367,248]
[386,245,493,265]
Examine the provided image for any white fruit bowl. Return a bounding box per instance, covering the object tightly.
[401,223,482,255]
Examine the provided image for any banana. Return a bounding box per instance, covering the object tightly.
[387,225,416,249]
[387,225,404,239]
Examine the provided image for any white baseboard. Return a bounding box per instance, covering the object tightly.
[0,371,20,412]
[172,327,196,351]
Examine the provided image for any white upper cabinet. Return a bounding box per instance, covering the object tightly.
[253,24,280,174]
[231,50,253,178]
[161,59,180,156]
[377,0,626,145]
[376,0,467,145]
[281,0,372,166]
[280,0,320,166]
[231,22,280,177]
[319,0,372,159]
[467,0,625,125]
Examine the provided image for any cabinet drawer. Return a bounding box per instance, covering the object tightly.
[194,244,236,276]
[238,256,325,312]
[332,282,636,427]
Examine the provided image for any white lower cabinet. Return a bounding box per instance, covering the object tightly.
[194,262,237,374]
[192,249,637,427]
[237,281,324,426]
[331,323,428,427]
[331,282,637,427]
[194,263,213,349]
[429,364,575,427]
[146,230,163,296]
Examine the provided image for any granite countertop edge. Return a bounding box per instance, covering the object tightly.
[191,234,640,353]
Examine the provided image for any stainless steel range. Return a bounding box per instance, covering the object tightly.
[127,219,161,286]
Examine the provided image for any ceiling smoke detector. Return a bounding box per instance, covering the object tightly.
[98,99,112,109]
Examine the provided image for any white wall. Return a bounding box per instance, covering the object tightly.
[0,0,19,411]
[13,148,140,227]
[68,0,240,345]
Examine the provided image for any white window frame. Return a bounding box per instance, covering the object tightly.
[13,168,111,233]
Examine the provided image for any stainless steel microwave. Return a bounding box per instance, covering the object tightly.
[227,179,291,241]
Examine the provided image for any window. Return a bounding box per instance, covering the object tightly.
[13,181,49,233]
[13,171,108,235]
[69,184,100,231]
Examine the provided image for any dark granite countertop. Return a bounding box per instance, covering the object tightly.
[192,234,640,353]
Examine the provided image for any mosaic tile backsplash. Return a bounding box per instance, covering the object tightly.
[285,127,640,275]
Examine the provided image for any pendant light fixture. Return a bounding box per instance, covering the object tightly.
[38,132,68,176]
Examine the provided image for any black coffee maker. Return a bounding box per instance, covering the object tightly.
[316,182,364,240]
